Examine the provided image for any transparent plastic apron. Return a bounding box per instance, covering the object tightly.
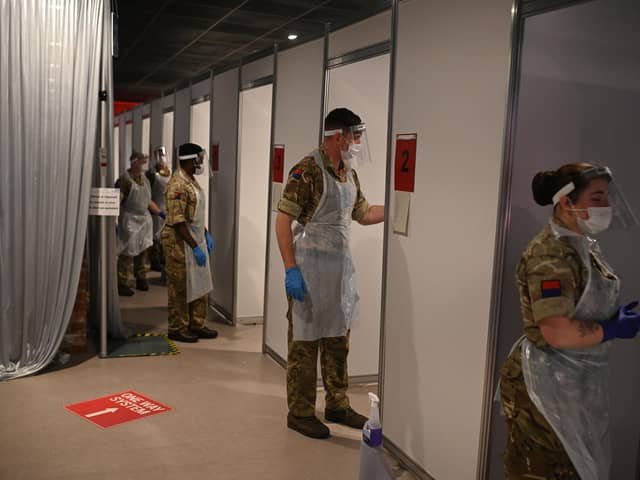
[291,149,359,341]
[118,171,153,256]
[180,169,213,303]
[521,222,619,480]
[151,172,169,239]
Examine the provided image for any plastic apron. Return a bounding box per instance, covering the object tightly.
[118,171,153,256]
[179,169,213,303]
[520,222,619,480]
[291,149,359,341]
[151,172,169,239]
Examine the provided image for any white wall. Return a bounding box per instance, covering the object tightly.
[141,116,150,156]
[174,87,191,154]
[381,1,512,478]
[325,54,390,377]
[124,119,132,170]
[236,84,272,320]
[190,100,211,229]
[150,98,164,157]
[210,68,239,319]
[162,111,174,166]
[329,10,391,58]
[241,55,273,85]
[132,107,143,153]
[264,38,324,360]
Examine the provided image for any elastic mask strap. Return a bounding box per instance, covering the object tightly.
[552,182,575,206]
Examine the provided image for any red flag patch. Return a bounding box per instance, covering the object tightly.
[291,168,303,180]
[541,280,562,298]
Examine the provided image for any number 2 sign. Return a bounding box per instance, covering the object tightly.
[394,134,417,192]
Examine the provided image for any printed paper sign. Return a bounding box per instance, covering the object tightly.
[65,391,171,428]
[394,134,418,193]
[273,145,285,183]
[210,143,220,172]
[89,188,120,216]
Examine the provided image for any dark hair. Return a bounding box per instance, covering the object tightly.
[324,108,362,131]
[531,163,597,206]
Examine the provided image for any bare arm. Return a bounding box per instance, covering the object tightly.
[539,315,603,349]
[275,212,296,270]
[358,205,385,226]
[174,222,198,249]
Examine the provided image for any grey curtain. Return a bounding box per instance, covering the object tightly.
[0,0,106,380]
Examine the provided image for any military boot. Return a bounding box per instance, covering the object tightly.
[287,413,330,439]
[168,330,198,343]
[189,326,218,339]
[135,277,149,291]
[118,285,134,296]
[324,407,368,429]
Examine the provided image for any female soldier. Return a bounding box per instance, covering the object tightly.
[500,163,640,479]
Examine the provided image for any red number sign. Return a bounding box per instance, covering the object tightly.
[65,391,172,429]
[394,134,418,192]
[210,143,220,172]
[273,145,285,183]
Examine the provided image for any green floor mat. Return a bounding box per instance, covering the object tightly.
[106,333,180,358]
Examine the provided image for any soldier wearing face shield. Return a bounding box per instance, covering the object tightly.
[116,151,165,296]
[161,143,217,343]
[499,163,640,479]
[275,108,385,439]
[146,146,171,278]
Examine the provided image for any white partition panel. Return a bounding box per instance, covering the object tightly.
[210,68,239,320]
[241,55,273,85]
[123,117,132,173]
[190,100,210,229]
[329,10,391,58]
[150,98,163,155]
[141,116,150,156]
[162,111,174,165]
[191,78,210,100]
[264,38,324,361]
[381,1,512,478]
[174,87,191,154]
[132,107,143,153]
[237,84,272,320]
[326,54,389,377]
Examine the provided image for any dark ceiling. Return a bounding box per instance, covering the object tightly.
[114,0,391,102]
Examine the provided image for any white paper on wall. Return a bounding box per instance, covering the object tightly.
[393,191,411,235]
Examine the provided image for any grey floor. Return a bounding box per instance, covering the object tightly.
[0,273,414,480]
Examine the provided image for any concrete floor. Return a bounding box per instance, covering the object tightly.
[0,274,415,480]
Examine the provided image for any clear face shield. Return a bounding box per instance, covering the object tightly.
[178,150,207,175]
[324,123,371,170]
[552,166,639,234]
[153,146,169,173]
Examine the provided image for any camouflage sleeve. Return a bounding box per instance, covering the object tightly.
[525,253,581,323]
[115,175,132,204]
[350,169,370,222]
[165,182,187,226]
[277,159,316,222]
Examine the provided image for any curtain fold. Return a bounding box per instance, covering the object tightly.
[0,0,105,380]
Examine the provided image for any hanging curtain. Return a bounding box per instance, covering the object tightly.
[0,0,105,380]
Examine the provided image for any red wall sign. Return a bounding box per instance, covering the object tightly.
[394,134,418,192]
[273,145,285,183]
[210,143,220,172]
[65,391,172,429]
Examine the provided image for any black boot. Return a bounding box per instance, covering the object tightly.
[135,278,149,291]
[118,284,134,296]
[325,407,368,429]
[189,326,218,339]
[168,330,198,343]
[287,413,330,439]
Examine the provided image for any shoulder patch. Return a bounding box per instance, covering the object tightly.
[292,168,303,180]
[541,280,562,298]
[172,191,182,199]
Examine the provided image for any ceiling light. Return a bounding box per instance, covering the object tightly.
[287,34,298,41]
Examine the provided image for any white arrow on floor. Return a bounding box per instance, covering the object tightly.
[85,407,119,418]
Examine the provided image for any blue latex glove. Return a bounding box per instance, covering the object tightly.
[159,211,166,220]
[285,266,308,301]
[600,301,640,342]
[205,231,214,254]
[192,245,207,267]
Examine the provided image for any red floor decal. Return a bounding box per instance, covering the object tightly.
[65,391,172,428]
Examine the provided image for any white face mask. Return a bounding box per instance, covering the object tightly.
[194,164,204,175]
[340,142,362,170]
[572,206,613,235]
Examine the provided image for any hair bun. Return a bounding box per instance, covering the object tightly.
[531,171,556,206]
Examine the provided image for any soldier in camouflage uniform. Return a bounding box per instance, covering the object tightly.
[161,143,217,343]
[499,163,640,479]
[116,152,164,296]
[275,108,385,439]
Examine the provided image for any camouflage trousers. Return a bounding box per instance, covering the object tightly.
[148,238,165,271]
[500,347,579,479]
[161,228,207,334]
[117,250,148,287]
[286,298,350,417]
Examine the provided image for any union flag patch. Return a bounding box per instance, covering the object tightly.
[541,280,561,298]
[291,168,303,180]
